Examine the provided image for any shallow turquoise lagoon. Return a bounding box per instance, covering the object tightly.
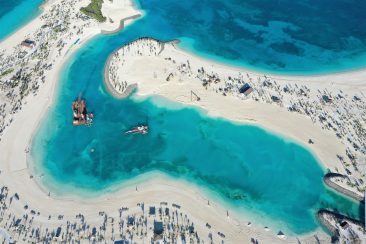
[4,0,362,236]
[31,30,362,235]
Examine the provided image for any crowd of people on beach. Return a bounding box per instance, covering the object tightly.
[319,210,365,244]
[109,38,366,200]
[0,177,230,243]
[0,0,365,241]
[202,70,366,196]
[0,0,95,141]
[108,38,366,242]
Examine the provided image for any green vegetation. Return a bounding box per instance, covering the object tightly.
[80,0,106,22]
[0,68,14,78]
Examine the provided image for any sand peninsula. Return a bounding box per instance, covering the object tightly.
[105,38,366,189]
[105,38,366,238]
[0,0,364,243]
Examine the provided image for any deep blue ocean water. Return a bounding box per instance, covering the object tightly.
[0,0,43,41]
[2,0,364,236]
[2,0,366,73]
[134,0,366,74]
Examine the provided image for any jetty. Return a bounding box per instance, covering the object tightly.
[323,172,364,202]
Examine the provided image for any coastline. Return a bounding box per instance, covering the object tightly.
[103,48,138,99]
[100,14,142,35]
[323,173,364,202]
[104,37,366,221]
[0,1,306,243]
[0,0,364,243]
[177,36,366,78]
[103,38,180,98]
[106,38,358,172]
[176,39,366,88]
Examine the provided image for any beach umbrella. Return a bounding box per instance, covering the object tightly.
[277,231,286,240]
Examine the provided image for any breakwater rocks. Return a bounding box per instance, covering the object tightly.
[323,172,364,202]
[317,209,365,243]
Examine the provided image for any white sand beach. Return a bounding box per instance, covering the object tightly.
[107,38,365,177]
[0,0,364,243]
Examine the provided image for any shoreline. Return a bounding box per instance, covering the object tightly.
[317,209,365,240]
[323,173,364,202]
[104,37,366,198]
[0,1,43,42]
[103,37,180,99]
[101,14,142,35]
[0,0,307,243]
[105,38,353,170]
[176,40,366,87]
[104,36,366,216]
[103,47,138,99]
[177,37,366,78]
[0,1,364,243]
[103,37,365,221]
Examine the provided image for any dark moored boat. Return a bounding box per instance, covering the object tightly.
[72,95,93,126]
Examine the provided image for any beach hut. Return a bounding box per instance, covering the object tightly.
[172,203,181,209]
[239,83,253,96]
[91,227,97,236]
[340,221,349,230]
[165,207,169,216]
[127,216,135,226]
[55,227,62,238]
[21,39,35,48]
[189,224,195,234]
[149,206,156,215]
[14,219,21,227]
[271,95,281,103]
[322,95,332,104]
[153,221,164,240]
[114,240,129,244]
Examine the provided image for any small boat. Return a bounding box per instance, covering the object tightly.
[125,125,149,135]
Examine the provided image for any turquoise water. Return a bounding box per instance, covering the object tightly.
[132,0,366,74]
[32,30,362,235]
[0,0,43,41]
[2,0,362,236]
[2,0,366,73]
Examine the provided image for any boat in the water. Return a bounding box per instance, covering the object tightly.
[72,95,94,126]
[125,125,149,135]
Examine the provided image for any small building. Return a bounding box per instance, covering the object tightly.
[189,224,194,234]
[55,227,62,238]
[21,39,35,48]
[91,227,97,236]
[14,219,21,227]
[127,216,135,226]
[149,206,156,215]
[322,95,332,103]
[114,240,129,244]
[340,221,349,230]
[239,83,253,96]
[165,207,169,216]
[153,221,164,241]
[271,95,281,103]
[172,203,181,209]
